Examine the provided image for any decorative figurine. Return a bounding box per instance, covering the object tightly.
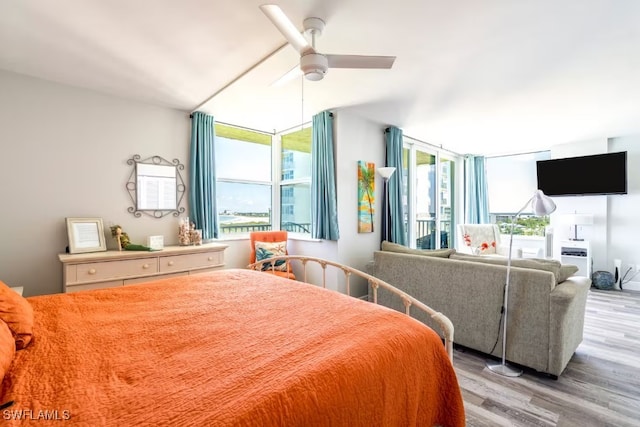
[190,227,203,245]
[110,225,155,251]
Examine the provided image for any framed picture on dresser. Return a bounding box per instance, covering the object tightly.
[66,217,107,254]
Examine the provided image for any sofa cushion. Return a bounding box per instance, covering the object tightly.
[558,264,580,282]
[381,241,455,258]
[449,253,573,284]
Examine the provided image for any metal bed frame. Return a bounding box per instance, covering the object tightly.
[248,255,454,361]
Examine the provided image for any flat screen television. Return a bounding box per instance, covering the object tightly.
[536,151,627,196]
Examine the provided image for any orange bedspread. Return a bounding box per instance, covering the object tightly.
[1,269,464,426]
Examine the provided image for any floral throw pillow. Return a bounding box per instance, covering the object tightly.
[463,233,496,255]
[254,241,288,271]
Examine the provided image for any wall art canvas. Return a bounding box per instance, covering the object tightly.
[357,161,375,233]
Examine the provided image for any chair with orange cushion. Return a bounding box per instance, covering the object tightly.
[250,231,296,280]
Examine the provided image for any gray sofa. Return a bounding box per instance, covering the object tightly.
[368,245,591,377]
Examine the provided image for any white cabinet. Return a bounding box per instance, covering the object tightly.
[59,243,227,293]
[559,240,591,278]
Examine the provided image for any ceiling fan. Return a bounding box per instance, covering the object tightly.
[260,4,396,83]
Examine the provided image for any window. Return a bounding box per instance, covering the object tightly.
[214,123,312,236]
[439,156,455,249]
[414,149,437,249]
[280,126,311,234]
[404,139,459,249]
[215,124,272,234]
[486,151,551,236]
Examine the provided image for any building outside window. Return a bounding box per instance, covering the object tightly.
[280,126,311,234]
[486,151,551,236]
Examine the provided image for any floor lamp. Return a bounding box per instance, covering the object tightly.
[487,189,556,377]
[377,167,396,242]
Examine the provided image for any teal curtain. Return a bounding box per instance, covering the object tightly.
[189,112,218,240]
[311,111,340,240]
[464,155,490,223]
[385,126,407,245]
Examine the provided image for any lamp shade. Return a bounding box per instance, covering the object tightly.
[530,190,556,216]
[564,213,594,225]
[377,167,396,180]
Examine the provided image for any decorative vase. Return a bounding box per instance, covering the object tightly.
[178,217,191,246]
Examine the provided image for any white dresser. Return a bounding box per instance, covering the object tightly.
[59,243,227,293]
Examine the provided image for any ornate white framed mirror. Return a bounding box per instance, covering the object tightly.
[126,154,186,218]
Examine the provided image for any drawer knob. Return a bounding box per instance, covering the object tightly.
[142,264,150,269]
[88,268,97,275]
[208,256,213,261]
[168,261,174,266]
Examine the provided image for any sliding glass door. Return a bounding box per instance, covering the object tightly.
[438,156,455,249]
[415,149,437,249]
[405,140,459,249]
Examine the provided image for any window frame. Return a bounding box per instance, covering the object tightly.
[486,150,552,237]
[214,122,312,238]
[403,137,463,249]
[278,124,312,236]
[215,124,274,237]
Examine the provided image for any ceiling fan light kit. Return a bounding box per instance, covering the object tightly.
[300,53,328,81]
[260,4,396,83]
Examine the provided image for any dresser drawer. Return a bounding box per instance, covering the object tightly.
[60,243,227,293]
[159,251,224,273]
[76,258,159,283]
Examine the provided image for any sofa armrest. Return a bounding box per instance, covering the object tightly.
[547,276,590,375]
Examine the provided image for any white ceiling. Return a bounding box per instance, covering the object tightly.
[1,0,639,155]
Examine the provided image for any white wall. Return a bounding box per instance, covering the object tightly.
[547,137,640,291]
[333,110,386,295]
[0,70,190,296]
[0,70,388,298]
[20,67,625,298]
[608,135,640,291]
[549,138,608,271]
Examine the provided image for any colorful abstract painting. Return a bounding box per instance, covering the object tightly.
[358,161,375,233]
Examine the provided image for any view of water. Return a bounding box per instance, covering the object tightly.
[219,214,268,224]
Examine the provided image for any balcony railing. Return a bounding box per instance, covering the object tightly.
[221,223,271,233]
[220,222,310,234]
[415,219,451,249]
[220,218,449,244]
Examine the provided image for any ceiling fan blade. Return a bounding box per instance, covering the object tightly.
[326,54,396,69]
[271,64,303,87]
[260,5,314,55]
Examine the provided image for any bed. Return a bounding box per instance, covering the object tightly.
[0,260,464,426]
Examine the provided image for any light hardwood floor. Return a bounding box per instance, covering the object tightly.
[454,289,640,427]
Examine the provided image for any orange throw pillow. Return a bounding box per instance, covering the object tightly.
[0,320,16,381]
[0,281,34,349]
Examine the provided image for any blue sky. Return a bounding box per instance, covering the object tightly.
[216,136,271,213]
